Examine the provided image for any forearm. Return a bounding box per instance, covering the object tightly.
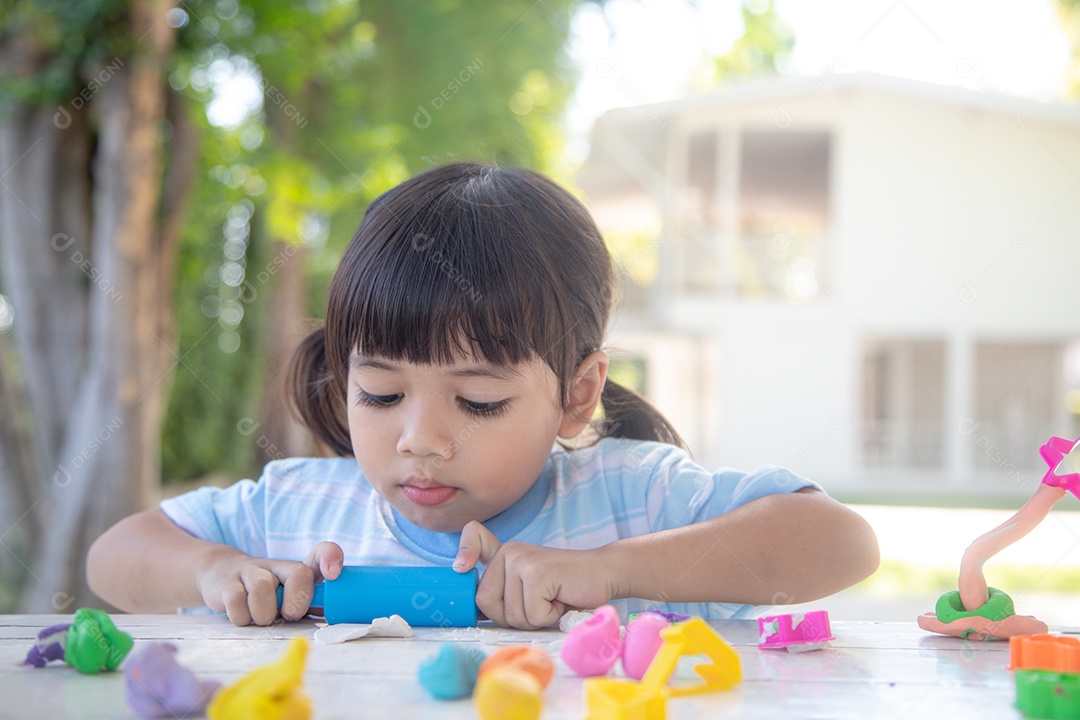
[602,489,880,606]
[86,508,248,613]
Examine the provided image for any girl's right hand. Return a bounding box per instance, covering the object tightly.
[195,542,344,626]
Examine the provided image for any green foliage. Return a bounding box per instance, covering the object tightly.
[0,0,131,110]
[1057,0,1080,97]
[160,119,267,480]
[1,0,596,483]
[159,0,589,482]
[694,0,793,88]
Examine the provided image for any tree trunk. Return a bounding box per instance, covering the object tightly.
[0,330,40,607]
[0,0,181,612]
[258,240,312,464]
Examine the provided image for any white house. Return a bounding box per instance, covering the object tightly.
[578,72,1080,502]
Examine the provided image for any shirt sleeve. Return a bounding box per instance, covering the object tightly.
[622,442,823,532]
[159,477,268,559]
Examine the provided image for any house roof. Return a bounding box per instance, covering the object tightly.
[596,71,1080,128]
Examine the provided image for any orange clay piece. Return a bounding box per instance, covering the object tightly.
[916,611,1047,641]
[477,646,555,690]
[1009,634,1080,672]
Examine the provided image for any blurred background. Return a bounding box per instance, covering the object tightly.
[1,0,1079,621]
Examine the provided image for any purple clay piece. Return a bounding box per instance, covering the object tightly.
[122,642,222,719]
[22,623,72,668]
[646,611,691,623]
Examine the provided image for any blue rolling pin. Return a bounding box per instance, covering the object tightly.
[275,566,478,627]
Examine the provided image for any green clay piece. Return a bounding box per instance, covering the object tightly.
[64,608,134,674]
[934,587,1015,625]
[1015,670,1080,719]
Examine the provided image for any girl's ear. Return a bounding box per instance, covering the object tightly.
[557,350,609,440]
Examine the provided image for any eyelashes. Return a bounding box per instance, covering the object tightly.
[352,389,509,419]
[459,399,510,419]
[354,390,401,408]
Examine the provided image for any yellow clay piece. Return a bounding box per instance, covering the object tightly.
[208,637,312,720]
[585,678,667,720]
[474,667,543,720]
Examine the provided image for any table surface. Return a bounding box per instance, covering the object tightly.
[1,614,1070,719]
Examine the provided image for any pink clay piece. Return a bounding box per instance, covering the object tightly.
[621,612,671,680]
[917,612,1049,641]
[560,605,623,677]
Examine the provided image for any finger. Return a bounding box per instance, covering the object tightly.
[524,581,564,630]
[221,579,253,627]
[455,521,501,572]
[241,566,280,626]
[502,571,531,629]
[303,542,344,582]
[475,549,507,626]
[277,563,315,621]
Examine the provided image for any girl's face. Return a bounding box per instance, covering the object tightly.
[346,351,567,532]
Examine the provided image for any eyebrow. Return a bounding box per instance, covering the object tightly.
[349,356,521,380]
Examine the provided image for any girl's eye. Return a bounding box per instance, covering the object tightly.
[460,399,509,418]
[355,389,402,408]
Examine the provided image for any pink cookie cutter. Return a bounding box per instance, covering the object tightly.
[757,611,833,652]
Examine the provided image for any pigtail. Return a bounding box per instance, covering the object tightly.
[286,326,353,457]
[598,379,687,451]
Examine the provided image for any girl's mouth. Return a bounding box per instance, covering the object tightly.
[401,479,459,507]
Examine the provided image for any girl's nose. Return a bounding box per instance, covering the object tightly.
[396,405,454,460]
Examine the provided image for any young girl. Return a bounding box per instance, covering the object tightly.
[88,162,879,630]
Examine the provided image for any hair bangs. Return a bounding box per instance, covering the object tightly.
[329,176,568,375]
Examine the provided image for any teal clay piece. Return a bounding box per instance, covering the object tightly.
[1015,670,1080,719]
[65,608,134,674]
[935,587,1014,625]
[417,643,488,700]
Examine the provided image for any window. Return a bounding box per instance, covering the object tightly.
[860,339,945,469]
[973,342,1068,474]
[737,130,831,302]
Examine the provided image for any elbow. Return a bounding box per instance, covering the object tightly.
[834,508,880,591]
[85,519,139,612]
[853,516,881,584]
[85,532,113,607]
[797,501,880,603]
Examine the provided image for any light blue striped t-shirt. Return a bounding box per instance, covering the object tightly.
[160,437,820,620]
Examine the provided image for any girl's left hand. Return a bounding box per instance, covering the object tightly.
[453,520,620,630]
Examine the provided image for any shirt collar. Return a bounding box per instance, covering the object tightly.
[382,454,555,563]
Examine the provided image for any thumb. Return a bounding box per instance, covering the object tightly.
[304,541,344,582]
[454,520,501,572]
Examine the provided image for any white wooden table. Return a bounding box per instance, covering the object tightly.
[0,614,1060,719]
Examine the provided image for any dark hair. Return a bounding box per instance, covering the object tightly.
[287,162,684,456]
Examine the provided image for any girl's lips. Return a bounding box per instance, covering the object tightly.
[401,484,459,507]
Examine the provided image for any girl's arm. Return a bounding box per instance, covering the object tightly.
[87,508,342,625]
[456,488,879,629]
[602,488,879,606]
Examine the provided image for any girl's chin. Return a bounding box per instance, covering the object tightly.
[404,508,506,535]
[401,507,469,534]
